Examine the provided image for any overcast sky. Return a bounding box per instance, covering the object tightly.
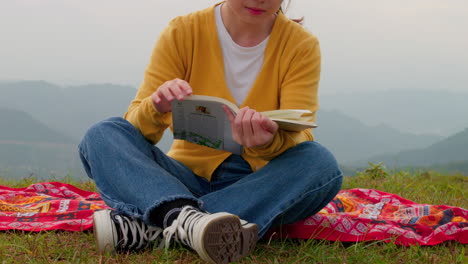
[1,0,467,94]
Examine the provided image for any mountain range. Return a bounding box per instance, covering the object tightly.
[365,128,468,168]
[320,90,468,136]
[1,80,467,178]
[0,80,136,141]
[1,107,72,143]
[0,108,80,179]
[314,110,442,164]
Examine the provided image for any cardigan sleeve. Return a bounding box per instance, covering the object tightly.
[243,37,321,160]
[123,18,188,144]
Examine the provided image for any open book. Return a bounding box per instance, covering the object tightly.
[171,95,317,154]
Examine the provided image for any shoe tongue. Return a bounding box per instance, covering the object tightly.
[163,207,183,229]
[111,213,140,250]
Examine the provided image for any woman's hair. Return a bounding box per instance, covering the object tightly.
[280,0,304,24]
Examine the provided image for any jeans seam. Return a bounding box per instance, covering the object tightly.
[97,190,142,218]
[259,172,343,237]
[77,143,86,161]
[190,187,205,198]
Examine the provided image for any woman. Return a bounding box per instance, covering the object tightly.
[78,1,342,263]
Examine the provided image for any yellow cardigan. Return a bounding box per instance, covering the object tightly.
[124,3,321,181]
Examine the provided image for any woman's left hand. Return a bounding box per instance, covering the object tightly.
[223,106,279,148]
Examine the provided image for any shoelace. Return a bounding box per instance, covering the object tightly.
[163,206,205,248]
[114,214,164,250]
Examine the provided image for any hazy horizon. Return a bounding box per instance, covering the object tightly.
[1,0,467,95]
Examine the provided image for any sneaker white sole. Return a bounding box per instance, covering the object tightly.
[93,209,118,254]
[193,213,258,264]
[240,223,258,258]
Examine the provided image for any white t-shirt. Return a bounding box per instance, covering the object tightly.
[215,4,270,106]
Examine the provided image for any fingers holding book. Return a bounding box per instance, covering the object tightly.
[151,78,193,113]
[224,106,279,148]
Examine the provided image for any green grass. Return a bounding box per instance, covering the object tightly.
[1,164,467,263]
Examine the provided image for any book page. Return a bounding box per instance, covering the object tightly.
[172,99,242,154]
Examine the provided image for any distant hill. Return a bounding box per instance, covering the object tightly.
[320,90,468,136]
[365,127,468,168]
[0,108,83,179]
[1,108,73,143]
[0,142,82,180]
[0,81,136,140]
[314,110,442,164]
[427,160,468,175]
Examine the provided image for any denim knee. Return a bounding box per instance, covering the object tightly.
[79,117,132,149]
[82,117,131,139]
[292,141,342,182]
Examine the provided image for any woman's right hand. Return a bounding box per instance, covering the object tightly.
[151,78,193,113]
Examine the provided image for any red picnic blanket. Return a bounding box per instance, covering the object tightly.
[0,182,466,246]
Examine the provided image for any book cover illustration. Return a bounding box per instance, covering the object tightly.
[171,99,242,154]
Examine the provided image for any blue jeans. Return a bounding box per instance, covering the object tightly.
[78,117,342,237]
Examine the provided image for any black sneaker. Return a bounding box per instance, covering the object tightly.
[162,206,258,264]
[93,209,163,253]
